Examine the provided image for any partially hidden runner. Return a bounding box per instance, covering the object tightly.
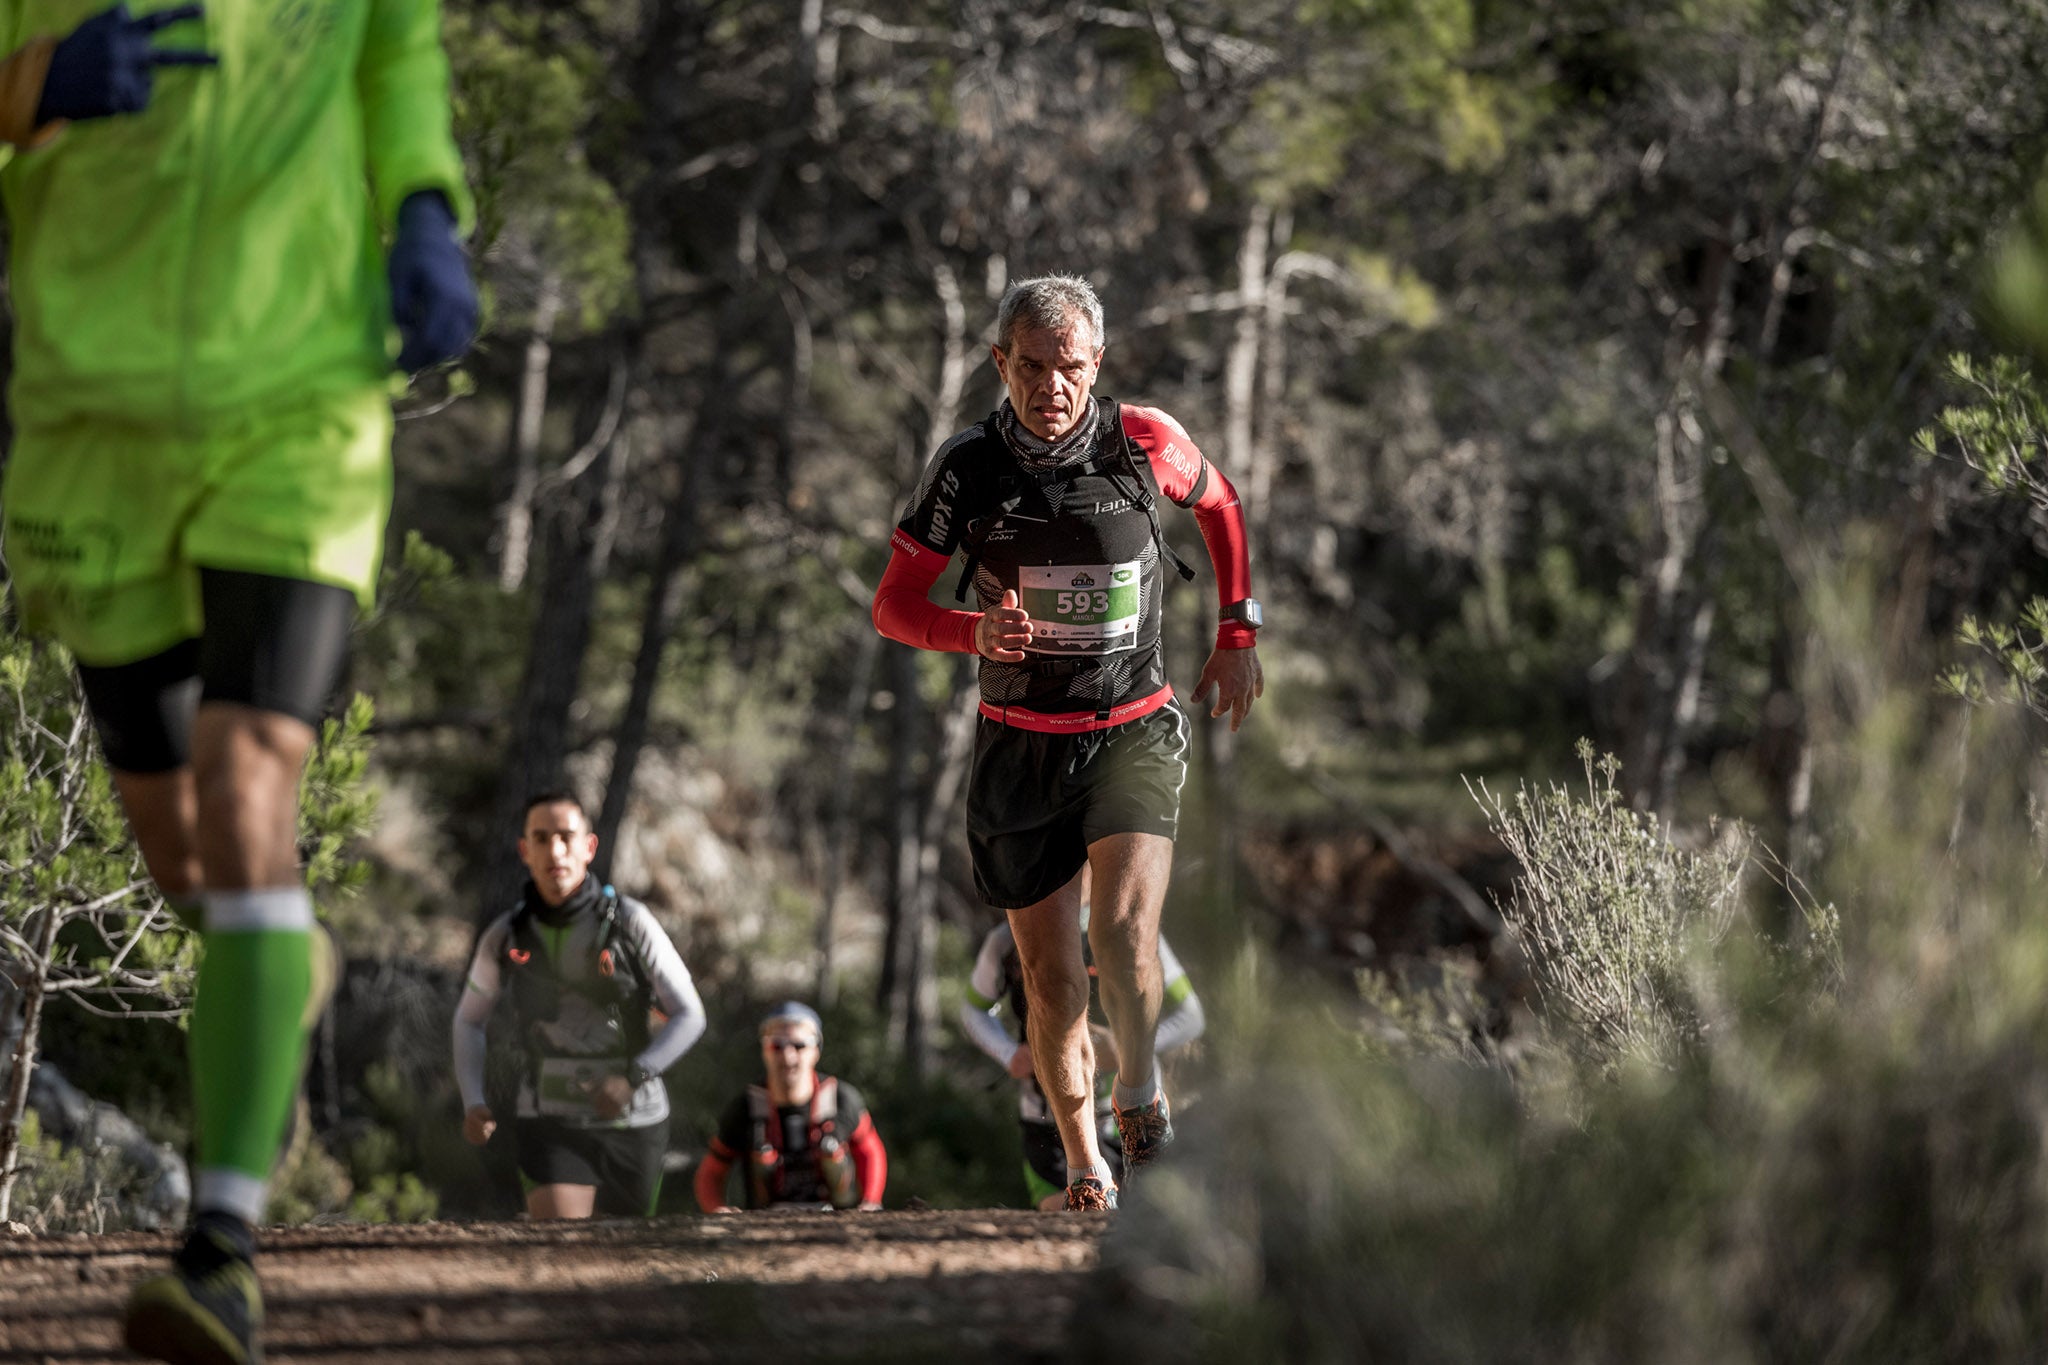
[453,791,708,1219]
[694,1003,888,1212]
[961,892,1206,1210]
[872,273,1262,1210]
[0,3,475,1360]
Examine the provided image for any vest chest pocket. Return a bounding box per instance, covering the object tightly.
[534,1057,612,1118]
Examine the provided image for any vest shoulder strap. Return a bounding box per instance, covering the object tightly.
[953,415,1024,604]
[813,1075,839,1125]
[592,887,654,1003]
[1107,400,1196,584]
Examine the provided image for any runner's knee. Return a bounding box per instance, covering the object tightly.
[1021,961,1090,1023]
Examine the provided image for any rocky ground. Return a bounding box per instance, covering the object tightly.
[0,1209,1105,1363]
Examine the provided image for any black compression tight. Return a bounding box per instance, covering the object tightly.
[76,569,356,773]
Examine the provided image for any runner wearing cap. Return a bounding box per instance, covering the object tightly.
[694,1003,888,1212]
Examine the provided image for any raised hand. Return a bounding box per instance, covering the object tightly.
[389,190,478,373]
[36,3,215,125]
[975,588,1033,662]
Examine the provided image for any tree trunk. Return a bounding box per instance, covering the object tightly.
[485,357,632,916]
[1252,206,1292,567]
[875,252,976,1040]
[594,407,713,877]
[876,640,923,1029]
[1620,208,1745,810]
[0,906,60,1223]
[902,672,976,1075]
[812,615,881,1007]
[497,272,564,594]
[1194,203,1272,909]
[1224,201,1271,533]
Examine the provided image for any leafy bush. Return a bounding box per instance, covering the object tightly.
[1078,585,2048,1364]
[2,1109,163,1235]
[1473,742,1776,1072]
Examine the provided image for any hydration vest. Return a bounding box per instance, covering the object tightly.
[500,885,653,1076]
[952,400,1197,722]
[743,1077,860,1210]
[954,399,1195,604]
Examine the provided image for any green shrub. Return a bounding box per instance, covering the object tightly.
[1078,587,2048,1364]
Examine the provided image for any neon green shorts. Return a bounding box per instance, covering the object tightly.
[2,386,393,667]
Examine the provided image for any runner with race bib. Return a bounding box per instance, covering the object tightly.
[873,273,1262,1211]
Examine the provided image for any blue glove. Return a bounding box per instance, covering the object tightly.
[35,3,215,125]
[389,191,478,374]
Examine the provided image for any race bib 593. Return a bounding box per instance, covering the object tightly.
[1021,562,1140,655]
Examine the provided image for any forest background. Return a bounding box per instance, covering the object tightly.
[8,0,2048,1356]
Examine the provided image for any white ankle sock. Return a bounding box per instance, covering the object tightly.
[1113,1063,1162,1111]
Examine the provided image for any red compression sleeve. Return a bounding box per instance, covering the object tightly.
[1187,465,1257,649]
[695,1144,736,1211]
[1124,406,1257,651]
[872,531,980,654]
[848,1112,888,1205]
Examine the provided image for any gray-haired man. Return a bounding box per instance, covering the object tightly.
[872,274,1262,1209]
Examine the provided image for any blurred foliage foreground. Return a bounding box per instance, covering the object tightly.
[1076,572,2048,1364]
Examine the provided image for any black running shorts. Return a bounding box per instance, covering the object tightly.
[514,1116,669,1217]
[966,701,1189,910]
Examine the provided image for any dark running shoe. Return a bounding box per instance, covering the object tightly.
[1064,1175,1118,1211]
[1115,1091,1174,1171]
[122,1227,263,1365]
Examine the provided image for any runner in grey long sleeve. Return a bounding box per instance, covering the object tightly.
[961,906,1204,1210]
[452,790,707,1218]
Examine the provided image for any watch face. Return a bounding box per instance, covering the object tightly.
[1224,598,1263,629]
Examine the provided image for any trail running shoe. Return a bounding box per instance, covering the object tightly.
[1064,1175,1118,1211]
[1115,1092,1174,1171]
[122,1227,263,1365]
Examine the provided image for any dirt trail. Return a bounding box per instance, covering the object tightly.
[0,1210,1105,1363]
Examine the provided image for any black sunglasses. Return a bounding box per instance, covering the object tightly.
[766,1036,816,1052]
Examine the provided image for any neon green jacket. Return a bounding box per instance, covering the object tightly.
[0,0,473,430]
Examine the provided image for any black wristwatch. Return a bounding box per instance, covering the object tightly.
[625,1063,652,1090]
[1219,597,1264,631]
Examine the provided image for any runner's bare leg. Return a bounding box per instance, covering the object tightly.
[191,703,315,889]
[109,769,203,903]
[528,1184,597,1220]
[1006,867,1102,1181]
[1085,832,1171,1099]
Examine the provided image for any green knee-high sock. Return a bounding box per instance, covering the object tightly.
[191,891,314,1219]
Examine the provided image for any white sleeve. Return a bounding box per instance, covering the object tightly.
[966,924,1012,1008]
[452,916,510,1111]
[1152,935,1205,1056]
[959,996,1019,1067]
[959,925,1019,1066]
[620,900,708,1077]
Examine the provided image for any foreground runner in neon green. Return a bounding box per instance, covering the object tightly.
[0,2,473,1361]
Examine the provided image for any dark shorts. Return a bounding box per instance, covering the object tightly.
[966,701,1189,909]
[74,569,356,773]
[514,1116,668,1217]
